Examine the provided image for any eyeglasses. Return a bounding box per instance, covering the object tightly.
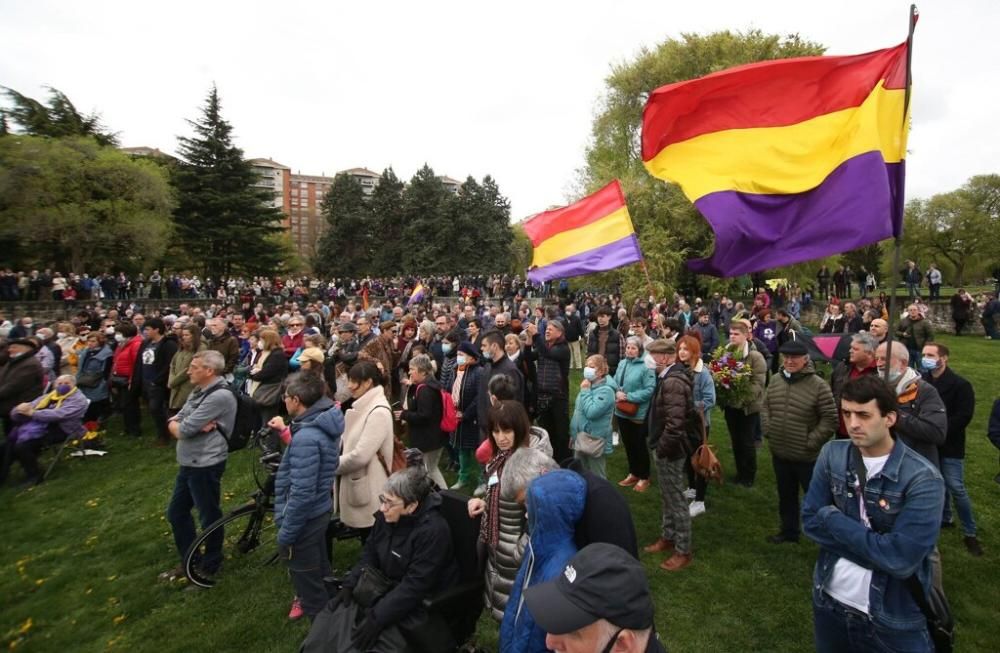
[378,494,403,508]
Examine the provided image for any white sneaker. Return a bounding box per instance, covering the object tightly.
[473,484,487,497]
[689,501,706,518]
[683,488,696,500]
[449,481,466,491]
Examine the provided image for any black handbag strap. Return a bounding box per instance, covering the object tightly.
[850,446,936,622]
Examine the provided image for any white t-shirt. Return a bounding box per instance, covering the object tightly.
[824,453,889,614]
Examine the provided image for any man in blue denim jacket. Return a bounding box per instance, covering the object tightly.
[803,375,944,653]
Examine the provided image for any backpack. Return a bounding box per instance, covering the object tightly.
[416,383,459,433]
[201,383,257,452]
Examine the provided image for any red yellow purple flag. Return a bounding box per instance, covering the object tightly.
[642,40,911,277]
[524,180,642,284]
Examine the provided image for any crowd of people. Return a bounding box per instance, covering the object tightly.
[3,279,1000,653]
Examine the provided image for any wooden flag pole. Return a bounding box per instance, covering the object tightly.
[640,258,657,303]
[883,4,918,382]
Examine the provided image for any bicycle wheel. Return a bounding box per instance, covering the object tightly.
[183,502,278,588]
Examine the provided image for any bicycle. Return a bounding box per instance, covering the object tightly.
[184,426,282,588]
[183,425,366,589]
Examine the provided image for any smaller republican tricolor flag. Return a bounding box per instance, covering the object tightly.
[524,180,642,284]
[642,40,911,277]
[407,283,426,306]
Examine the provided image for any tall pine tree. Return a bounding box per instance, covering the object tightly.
[173,86,286,279]
[401,164,451,272]
[313,173,372,277]
[369,167,405,275]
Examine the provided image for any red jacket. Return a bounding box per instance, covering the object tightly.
[282,331,304,359]
[113,336,143,380]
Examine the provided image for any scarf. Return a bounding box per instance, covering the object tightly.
[480,448,513,549]
[35,386,78,411]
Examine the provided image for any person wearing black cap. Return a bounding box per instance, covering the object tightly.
[524,542,665,653]
[761,338,838,544]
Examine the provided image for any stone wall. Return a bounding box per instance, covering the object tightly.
[803,300,987,336]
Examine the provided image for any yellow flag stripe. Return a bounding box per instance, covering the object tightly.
[643,83,908,201]
[530,207,635,268]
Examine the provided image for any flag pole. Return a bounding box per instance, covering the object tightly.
[883,4,918,382]
[639,258,657,303]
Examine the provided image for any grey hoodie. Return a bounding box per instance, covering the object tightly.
[174,377,236,467]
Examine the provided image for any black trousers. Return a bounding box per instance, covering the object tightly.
[771,455,815,539]
[143,381,169,442]
[120,384,142,437]
[724,407,757,484]
[536,393,570,465]
[618,417,650,480]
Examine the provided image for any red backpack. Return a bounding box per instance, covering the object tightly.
[417,383,459,433]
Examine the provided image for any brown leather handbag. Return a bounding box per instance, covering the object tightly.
[615,400,639,416]
[690,411,723,484]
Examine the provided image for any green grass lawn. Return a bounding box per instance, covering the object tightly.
[3,334,999,652]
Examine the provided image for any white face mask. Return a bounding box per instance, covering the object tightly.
[644,353,658,370]
[114,334,125,343]
[56,332,67,339]
[257,341,265,350]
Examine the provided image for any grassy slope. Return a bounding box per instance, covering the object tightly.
[3,334,998,652]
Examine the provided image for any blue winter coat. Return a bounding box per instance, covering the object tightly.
[613,356,656,421]
[500,470,586,653]
[570,376,618,455]
[274,396,344,546]
[77,345,113,402]
[691,361,717,429]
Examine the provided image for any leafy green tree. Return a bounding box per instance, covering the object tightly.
[0,136,174,272]
[1,86,118,146]
[902,174,1000,286]
[401,164,451,272]
[172,86,287,279]
[578,30,825,302]
[368,167,405,275]
[313,173,372,277]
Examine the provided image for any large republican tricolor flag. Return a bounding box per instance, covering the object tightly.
[642,41,911,277]
[524,180,642,284]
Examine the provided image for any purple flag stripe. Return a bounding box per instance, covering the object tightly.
[527,234,642,284]
[688,152,904,277]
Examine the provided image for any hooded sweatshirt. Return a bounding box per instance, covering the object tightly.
[274,396,344,545]
[500,470,586,653]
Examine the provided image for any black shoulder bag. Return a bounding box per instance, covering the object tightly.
[851,447,954,653]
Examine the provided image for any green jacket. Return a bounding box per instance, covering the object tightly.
[168,343,206,410]
[896,316,933,350]
[762,362,838,462]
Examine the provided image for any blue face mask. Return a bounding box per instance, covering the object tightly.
[583,367,597,381]
[920,357,938,372]
[56,384,73,395]
[456,354,467,366]
[442,343,453,354]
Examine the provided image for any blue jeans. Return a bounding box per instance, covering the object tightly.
[166,461,227,571]
[814,592,932,653]
[940,457,977,536]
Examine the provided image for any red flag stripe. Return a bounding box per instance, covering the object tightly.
[642,43,907,161]
[521,180,627,247]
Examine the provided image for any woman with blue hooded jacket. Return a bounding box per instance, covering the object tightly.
[613,337,657,492]
[570,354,618,479]
[500,469,586,653]
[271,372,344,621]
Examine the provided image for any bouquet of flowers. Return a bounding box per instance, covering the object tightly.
[708,345,754,408]
[70,420,106,450]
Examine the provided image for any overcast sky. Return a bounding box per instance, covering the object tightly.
[2,1,996,220]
